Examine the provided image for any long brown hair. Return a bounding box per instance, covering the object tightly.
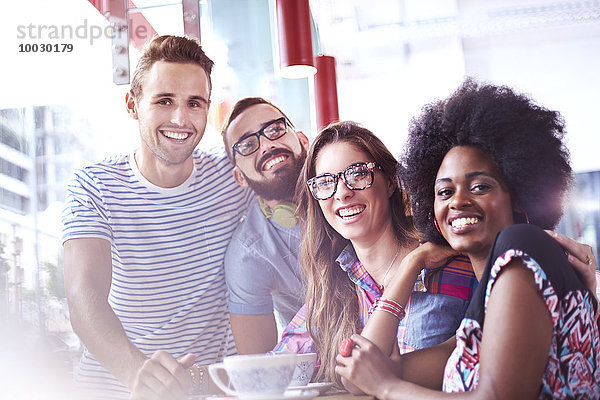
[295,121,417,387]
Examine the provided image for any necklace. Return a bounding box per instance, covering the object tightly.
[378,245,401,292]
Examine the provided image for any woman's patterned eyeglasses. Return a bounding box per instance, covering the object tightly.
[307,162,380,200]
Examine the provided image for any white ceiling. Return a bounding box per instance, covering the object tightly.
[310,0,600,79]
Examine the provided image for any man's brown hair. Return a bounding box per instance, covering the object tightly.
[130,35,214,99]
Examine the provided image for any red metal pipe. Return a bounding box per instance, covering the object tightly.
[86,0,157,50]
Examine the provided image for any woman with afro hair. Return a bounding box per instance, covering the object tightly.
[335,79,600,399]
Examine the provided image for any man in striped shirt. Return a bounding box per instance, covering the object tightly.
[62,35,252,400]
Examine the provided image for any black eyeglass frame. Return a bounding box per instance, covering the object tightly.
[231,117,289,160]
[306,161,380,201]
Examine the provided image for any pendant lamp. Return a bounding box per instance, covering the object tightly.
[275,0,317,79]
[315,55,340,130]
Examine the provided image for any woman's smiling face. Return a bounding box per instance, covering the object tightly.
[434,146,514,267]
[313,141,395,246]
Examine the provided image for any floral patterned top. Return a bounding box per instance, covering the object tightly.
[443,224,600,399]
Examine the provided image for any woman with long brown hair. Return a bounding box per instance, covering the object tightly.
[274,121,477,388]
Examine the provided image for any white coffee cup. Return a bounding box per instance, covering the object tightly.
[289,352,317,387]
[208,353,297,398]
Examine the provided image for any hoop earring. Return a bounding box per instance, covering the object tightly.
[434,218,442,235]
[515,209,530,224]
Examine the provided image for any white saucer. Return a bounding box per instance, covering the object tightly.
[209,388,319,400]
[288,382,333,394]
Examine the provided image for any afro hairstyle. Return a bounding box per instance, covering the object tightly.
[400,79,572,245]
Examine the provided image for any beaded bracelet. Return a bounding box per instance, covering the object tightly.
[188,364,207,395]
[369,297,406,321]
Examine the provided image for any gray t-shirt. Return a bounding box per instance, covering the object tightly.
[224,200,305,328]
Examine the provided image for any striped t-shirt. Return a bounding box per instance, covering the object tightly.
[62,148,253,399]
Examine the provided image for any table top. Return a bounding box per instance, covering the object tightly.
[317,391,374,399]
[193,390,374,400]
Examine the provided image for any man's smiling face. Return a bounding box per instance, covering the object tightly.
[130,61,210,167]
[225,103,309,201]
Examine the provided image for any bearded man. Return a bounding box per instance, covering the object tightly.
[221,97,309,354]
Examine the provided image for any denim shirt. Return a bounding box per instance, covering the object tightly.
[224,200,305,328]
[275,244,478,354]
